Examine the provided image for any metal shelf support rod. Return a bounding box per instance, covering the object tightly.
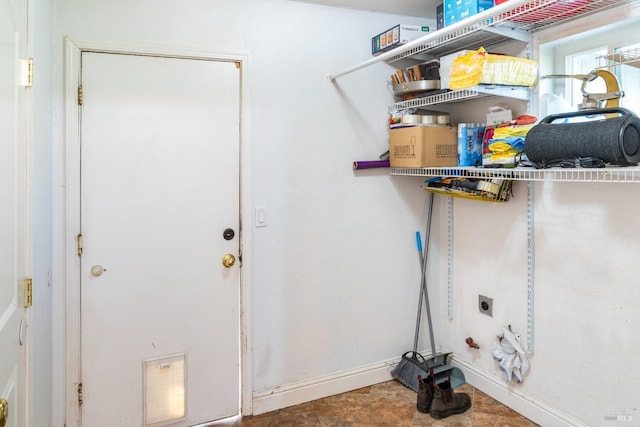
[526,181,535,353]
[327,0,532,82]
[447,196,454,320]
[481,26,530,43]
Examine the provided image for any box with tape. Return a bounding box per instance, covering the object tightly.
[389,125,458,167]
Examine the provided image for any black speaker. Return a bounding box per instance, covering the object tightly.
[524,108,640,166]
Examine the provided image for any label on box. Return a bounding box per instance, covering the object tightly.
[372,24,430,56]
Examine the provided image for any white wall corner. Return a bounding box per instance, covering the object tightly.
[251,351,589,426]
[251,358,397,415]
[449,355,588,427]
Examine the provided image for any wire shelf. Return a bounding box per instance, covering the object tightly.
[600,48,640,69]
[385,0,639,64]
[390,85,530,111]
[388,166,640,183]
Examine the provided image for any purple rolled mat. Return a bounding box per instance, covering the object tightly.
[353,160,390,170]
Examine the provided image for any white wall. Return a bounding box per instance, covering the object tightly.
[439,8,640,427]
[52,0,440,421]
[440,181,640,427]
[30,0,54,425]
[50,1,640,426]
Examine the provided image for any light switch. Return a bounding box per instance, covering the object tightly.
[255,207,267,227]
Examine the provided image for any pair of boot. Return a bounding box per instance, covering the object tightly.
[417,375,471,419]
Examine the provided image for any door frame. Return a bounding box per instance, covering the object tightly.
[62,37,253,426]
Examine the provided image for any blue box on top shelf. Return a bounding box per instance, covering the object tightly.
[444,0,494,27]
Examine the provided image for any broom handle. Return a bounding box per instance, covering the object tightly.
[413,192,435,353]
[413,231,425,352]
[421,192,437,357]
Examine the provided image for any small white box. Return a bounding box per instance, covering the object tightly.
[486,105,513,126]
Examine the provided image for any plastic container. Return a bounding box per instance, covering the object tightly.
[457,123,486,166]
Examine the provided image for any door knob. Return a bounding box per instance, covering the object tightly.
[0,398,8,427]
[90,265,107,277]
[222,254,235,268]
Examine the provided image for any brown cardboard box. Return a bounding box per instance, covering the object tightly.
[389,125,458,167]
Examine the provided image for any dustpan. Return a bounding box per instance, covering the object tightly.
[429,358,466,390]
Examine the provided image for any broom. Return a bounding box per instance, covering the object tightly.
[390,193,435,392]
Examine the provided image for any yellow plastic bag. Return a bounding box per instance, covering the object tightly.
[449,48,488,90]
[449,47,538,90]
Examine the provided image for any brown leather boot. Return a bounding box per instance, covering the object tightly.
[429,380,471,419]
[416,375,435,413]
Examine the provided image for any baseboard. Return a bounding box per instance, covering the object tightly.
[252,352,587,426]
[251,358,397,415]
[449,354,588,427]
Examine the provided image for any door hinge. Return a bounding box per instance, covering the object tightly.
[77,383,83,405]
[23,278,33,308]
[77,234,83,256]
[77,85,84,105]
[19,58,33,87]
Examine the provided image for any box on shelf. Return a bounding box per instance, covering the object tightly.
[444,0,494,27]
[372,24,430,56]
[486,105,512,126]
[437,3,444,30]
[389,125,458,167]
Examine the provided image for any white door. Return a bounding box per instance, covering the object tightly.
[80,52,241,426]
[0,0,28,426]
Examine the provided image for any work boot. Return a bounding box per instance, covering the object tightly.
[429,380,471,419]
[416,375,435,413]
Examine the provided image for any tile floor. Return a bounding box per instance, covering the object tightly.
[231,380,539,426]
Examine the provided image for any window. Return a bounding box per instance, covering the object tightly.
[539,15,640,116]
[612,43,640,113]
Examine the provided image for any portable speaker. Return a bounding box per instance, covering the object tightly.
[524,108,640,166]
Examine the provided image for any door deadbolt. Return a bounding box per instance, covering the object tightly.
[0,398,8,427]
[222,254,236,268]
[223,228,235,240]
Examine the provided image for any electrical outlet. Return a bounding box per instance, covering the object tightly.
[478,295,493,317]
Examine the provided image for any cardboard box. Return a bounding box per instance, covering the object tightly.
[444,0,494,27]
[372,24,430,56]
[389,125,458,167]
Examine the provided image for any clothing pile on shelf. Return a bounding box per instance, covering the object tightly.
[482,115,537,167]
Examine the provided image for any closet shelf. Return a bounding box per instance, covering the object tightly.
[388,166,640,183]
[328,0,640,81]
[601,48,640,69]
[390,85,530,111]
